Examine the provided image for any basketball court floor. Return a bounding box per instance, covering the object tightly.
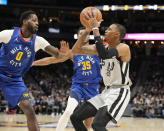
[0,114,163,131]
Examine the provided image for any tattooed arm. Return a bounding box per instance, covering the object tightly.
[72,30,98,55]
[44,45,65,59]
[33,40,73,66]
[32,56,69,66]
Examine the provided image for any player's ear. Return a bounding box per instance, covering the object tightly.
[23,19,27,25]
[115,32,120,39]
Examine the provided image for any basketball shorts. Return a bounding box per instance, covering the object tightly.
[88,85,130,123]
[70,82,99,103]
[0,73,31,109]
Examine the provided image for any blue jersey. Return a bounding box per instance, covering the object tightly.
[0,27,36,77]
[72,55,102,83]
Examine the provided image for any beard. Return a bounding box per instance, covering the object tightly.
[27,23,37,34]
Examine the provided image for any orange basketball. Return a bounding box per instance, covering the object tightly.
[80,6,102,28]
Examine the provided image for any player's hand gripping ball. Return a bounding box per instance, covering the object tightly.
[80,6,102,28]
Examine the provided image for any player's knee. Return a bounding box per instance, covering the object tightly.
[19,100,34,116]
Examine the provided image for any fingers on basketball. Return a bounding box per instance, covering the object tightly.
[80,7,102,28]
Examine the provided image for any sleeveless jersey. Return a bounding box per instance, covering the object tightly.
[101,57,129,86]
[72,55,102,83]
[0,27,36,77]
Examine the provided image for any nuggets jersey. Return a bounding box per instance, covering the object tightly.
[101,57,129,86]
[72,55,102,83]
[0,27,36,77]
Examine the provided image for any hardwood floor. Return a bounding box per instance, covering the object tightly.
[0,114,163,131]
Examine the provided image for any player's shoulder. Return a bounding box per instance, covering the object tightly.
[119,43,130,49]
[0,29,14,34]
[34,35,50,51]
[35,36,50,44]
[0,29,14,44]
[35,35,45,41]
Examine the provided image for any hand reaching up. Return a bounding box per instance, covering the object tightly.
[59,40,72,58]
[83,11,103,31]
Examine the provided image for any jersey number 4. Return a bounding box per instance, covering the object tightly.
[16,52,23,61]
[81,61,91,70]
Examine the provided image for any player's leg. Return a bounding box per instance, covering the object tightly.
[56,84,82,131]
[2,83,39,131]
[92,106,112,131]
[83,117,94,129]
[56,96,79,131]
[83,83,99,129]
[19,99,40,131]
[70,102,97,131]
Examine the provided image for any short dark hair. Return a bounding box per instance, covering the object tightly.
[114,23,126,40]
[20,10,36,26]
[77,27,85,35]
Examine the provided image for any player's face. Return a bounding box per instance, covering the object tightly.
[78,29,90,43]
[25,14,39,34]
[104,24,120,43]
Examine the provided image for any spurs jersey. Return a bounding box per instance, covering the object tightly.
[101,57,129,86]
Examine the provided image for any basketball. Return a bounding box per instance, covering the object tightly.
[80,6,102,28]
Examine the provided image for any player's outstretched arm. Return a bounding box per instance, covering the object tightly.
[32,56,68,66]
[33,41,73,66]
[44,40,72,60]
[44,45,63,59]
[72,29,98,55]
[59,40,73,60]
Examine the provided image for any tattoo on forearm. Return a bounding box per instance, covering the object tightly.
[45,45,60,58]
[78,31,90,45]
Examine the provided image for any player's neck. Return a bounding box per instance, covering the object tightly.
[21,26,33,38]
[109,41,120,48]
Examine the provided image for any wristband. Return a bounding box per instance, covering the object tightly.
[92,27,99,30]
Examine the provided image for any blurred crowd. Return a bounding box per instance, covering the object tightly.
[131,57,164,118]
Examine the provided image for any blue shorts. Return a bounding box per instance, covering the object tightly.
[70,82,99,103]
[0,73,31,109]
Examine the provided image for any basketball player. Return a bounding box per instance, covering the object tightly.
[32,27,102,130]
[0,10,65,131]
[69,14,131,131]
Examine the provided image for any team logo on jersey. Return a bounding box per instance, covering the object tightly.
[77,56,95,76]
[9,46,32,67]
[106,62,115,76]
